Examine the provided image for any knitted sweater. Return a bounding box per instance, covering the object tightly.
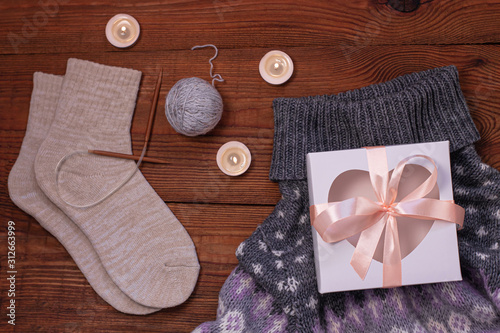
[195,66,500,332]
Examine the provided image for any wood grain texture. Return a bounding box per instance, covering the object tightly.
[1,0,500,332]
[1,0,500,56]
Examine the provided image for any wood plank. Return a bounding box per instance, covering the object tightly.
[0,202,273,332]
[1,0,500,55]
[1,1,500,331]
[1,46,499,207]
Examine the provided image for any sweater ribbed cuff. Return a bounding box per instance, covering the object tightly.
[28,72,63,134]
[57,58,142,136]
[270,65,480,181]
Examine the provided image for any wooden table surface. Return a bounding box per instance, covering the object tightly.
[1,0,499,332]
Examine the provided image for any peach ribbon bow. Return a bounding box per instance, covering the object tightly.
[310,147,465,288]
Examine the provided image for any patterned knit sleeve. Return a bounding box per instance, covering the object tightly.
[192,266,289,333]
[452,145,500,309]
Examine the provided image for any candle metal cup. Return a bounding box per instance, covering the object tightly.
[259,50,294,85]
[216,141,251,176]
[106,14,140,48]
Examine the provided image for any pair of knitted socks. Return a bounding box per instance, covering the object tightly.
[8,59,200,314]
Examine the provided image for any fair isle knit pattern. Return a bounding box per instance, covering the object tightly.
[194,66,500,332]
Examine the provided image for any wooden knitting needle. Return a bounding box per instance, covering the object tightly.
[88,69,168,164]
[142,68,162,152]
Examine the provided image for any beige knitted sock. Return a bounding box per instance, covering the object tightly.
[34,59,200,308]
[8,72,160,315]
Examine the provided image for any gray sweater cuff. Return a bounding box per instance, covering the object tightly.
[270,65,480,181]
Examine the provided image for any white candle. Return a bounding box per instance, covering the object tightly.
[259,50,294,85]
[106,14,140,48]
[216,141,252,176]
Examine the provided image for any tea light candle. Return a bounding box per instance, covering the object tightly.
[216,141,251,176]
[259,50,294,85]
[106,14,140,48]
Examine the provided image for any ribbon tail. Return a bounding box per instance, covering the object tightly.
[350,214,387,280]
[396,198,465,229]
[383,216,402,288]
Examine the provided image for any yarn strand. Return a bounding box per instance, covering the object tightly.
[165,44,224,136]
[191,44,224,86]
[54,145,146,209]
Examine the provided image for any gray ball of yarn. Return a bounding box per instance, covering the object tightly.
[165,77,223,136]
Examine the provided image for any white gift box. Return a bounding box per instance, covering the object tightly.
[306,141,463,293]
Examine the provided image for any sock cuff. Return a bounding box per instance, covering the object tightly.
[56,58,142,137]
[27,72,63,134]
[269,65,480,181]
[33,72,63,93]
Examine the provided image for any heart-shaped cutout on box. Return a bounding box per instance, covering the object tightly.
[328,164,439,262]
